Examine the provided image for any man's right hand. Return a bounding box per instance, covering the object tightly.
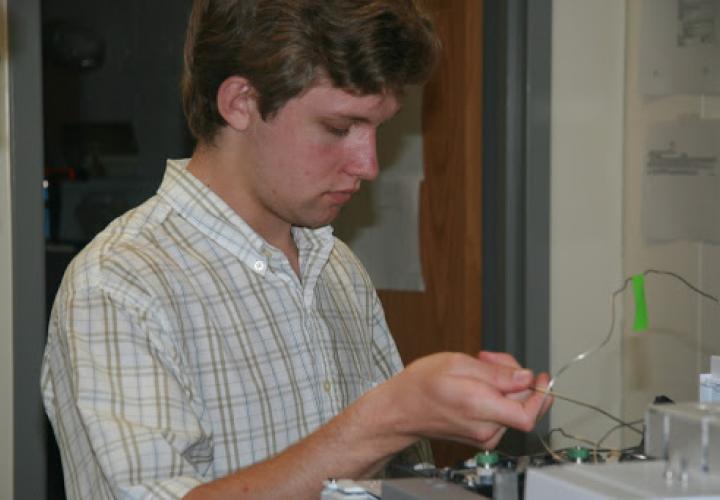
[369,352,550,450]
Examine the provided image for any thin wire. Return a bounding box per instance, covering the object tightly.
[645,269,719,304]
[546,427,597,448]
[592,419,644,465]
[501,420,644,464]
[594,418,644,458]
[535,429,565,462]
[531,386,641,464]
[532,387,643,434]
[533,269,718,461]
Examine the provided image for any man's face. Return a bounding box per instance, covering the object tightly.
[243,80,400,230]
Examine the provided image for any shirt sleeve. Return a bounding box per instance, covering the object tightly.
[368,287,405,381]
[42,280,212,500]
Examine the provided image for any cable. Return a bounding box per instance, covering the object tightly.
[532,387,643,434]
[593,418,644,459]
[546,427,597,448]
[531,387,641,463]
[533,269,718,462]
[645,269,719,304]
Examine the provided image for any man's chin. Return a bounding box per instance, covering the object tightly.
[293,208,342,230]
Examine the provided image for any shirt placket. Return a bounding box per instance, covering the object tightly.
[267,248,336,423]
[300,245,339,422]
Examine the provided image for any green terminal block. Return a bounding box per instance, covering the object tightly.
[476,450,499,467]
[566,446,590,462]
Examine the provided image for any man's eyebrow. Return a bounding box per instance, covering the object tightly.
[325,114,372,124]
[326,109,401,124]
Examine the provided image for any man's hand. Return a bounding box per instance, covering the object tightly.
[371,351,551,450]
[185,351,553,499]
[476,351,553,445]
[478,350,552,405]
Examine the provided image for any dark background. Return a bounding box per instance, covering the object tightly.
[42,0,194,181]
[42,1,194,497]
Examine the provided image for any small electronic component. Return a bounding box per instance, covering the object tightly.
[564,446,590,464]
[321,479,380,499]
[699,355,720,403]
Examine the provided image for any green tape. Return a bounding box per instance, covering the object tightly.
[632,274,649,332]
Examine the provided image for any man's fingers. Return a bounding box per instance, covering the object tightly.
[476,363,533,393]
[455,379,538,432]
[506,388,532,402]
[520,383,554,427]
[485,396,537,432]
[402,352,549,446]
[533,372,554,417]
[447,354,534,393]
[477,351,521,369]
[477,378,551,432]
[535,372,551,390]
[477,352,542,401]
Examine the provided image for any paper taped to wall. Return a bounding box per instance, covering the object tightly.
[639,0,720,96]
[643,115,720,243]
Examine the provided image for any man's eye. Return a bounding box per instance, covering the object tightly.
[326,125,350,137]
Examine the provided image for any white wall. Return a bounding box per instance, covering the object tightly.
[0,0,13,496]
[622,1,720,429]
[550,0,626,448]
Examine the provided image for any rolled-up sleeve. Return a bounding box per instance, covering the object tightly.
[42,280,212,500]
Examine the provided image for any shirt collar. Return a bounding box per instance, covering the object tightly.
[157,158,334,276]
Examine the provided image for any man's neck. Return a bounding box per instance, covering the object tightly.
[186,146,301,277]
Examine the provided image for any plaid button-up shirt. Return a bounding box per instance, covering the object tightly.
[42,159,415,499]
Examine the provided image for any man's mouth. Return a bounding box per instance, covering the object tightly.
[326,190,356,204]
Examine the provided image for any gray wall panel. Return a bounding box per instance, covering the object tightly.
[8,0,47,498]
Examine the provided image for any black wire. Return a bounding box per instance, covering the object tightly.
[643,269,719,304]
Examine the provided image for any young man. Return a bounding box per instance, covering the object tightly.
[42,1,551,499]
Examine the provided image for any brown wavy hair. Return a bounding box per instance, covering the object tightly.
[181,0,440,143]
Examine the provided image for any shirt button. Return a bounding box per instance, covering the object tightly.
[323,381,331,393]
[253,260,266,272]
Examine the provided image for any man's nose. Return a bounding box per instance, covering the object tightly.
[347,132,379,181]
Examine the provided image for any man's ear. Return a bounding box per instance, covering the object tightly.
[217,76,257,131]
